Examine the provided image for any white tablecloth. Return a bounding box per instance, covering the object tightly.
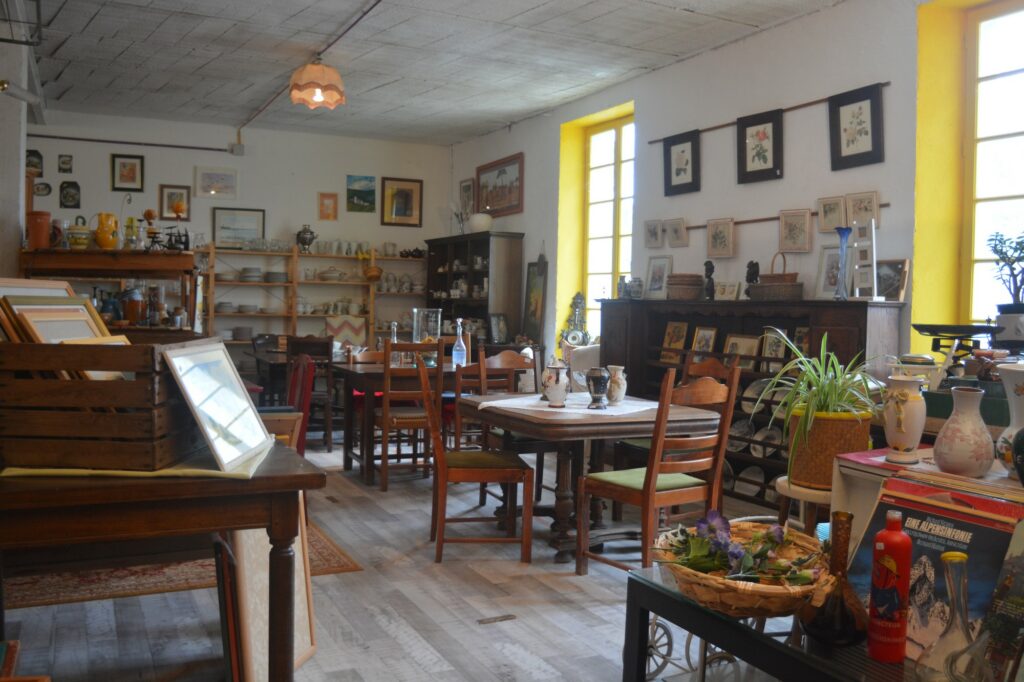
[478,391,653,416]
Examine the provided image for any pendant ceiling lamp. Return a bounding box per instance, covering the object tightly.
[289,58,345,110]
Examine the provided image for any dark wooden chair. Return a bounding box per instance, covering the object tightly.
[286,335,334,452]
[251,333,284,405]
[416,354,534,563]
[576,361,739,574]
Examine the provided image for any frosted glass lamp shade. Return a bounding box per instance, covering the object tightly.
[289,62,346,110]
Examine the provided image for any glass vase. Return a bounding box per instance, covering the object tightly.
[412,307,441,367]
[800,510,868,647]
[833,226,852,301]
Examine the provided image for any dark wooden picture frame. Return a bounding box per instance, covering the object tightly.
[380,177,423,227]
[476,152,524,217]
[736,109,783,184]
[521,257,547,344]
[828,83,884,171]
[159,184,191,220]
[111,153,144,192]
[663,129,701,195]
[212,207,266,249]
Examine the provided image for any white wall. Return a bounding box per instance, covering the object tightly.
[453,0,919,355]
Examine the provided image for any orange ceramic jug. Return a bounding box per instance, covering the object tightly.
[93,212,119,249]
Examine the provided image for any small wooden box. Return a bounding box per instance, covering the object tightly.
[0,341,208,471]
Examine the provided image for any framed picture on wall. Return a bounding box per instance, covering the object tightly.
[476,153,524,217]
[644,220,664,248]
[662,129,701,195]
[318,192,339,221]
[816,196,846,233]
[706,218,735,258]
[665,218,688,247]
[736,109,783,183]
[828,83,884,170]
[380,177,423,227]
[212,207,265,249]
[459,178,475,217]
[111,154,144,192]
[159,184,191,220]
[645,255,672,299]
[195,166,238,199]
[846,191,880,230]
[778,209,812,253]
[521,257,547,344]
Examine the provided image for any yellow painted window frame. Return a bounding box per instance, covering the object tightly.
[962,0,1024,322]
[583,114,635,331]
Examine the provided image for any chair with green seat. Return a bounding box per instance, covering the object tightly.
[576,362,739,574]
[610,353,739,521]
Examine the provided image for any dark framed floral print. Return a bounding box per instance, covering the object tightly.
[736,109,783,184]
[662,129,700,195]
[828,83,884,171]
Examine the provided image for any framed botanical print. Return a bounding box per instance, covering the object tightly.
[111,154,144,192]
[736,109,783,183]
[476,152,524,217]
[846,191,880,230]
[644,220,664,248]
[665,218,688,247]
[706,218,735,258]
[662,129,701,195]
[723,333,761,370]
[380,177,423,227]
[828,83,884,170]
[645,255,672,299]
[159,184,191,220]
[814,244,854,299]
[659,321,689,363]
[778,209,812,253]
[691,326,717,362]
[817,196,847,233]
[760,327,788,373]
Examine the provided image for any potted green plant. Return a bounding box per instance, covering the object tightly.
[755,329,876,490]
[988,231,1024,314]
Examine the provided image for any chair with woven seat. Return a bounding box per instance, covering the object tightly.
[576,362,739,574]
[374,339,444,491]
[415,355,534,563]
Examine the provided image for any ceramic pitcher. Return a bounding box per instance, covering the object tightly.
[93,212,119,250]
[882,375,925,463]
[933,387,995,477]
[542,365,568,408]
[997,363,1024,478]
[607,365,627,405]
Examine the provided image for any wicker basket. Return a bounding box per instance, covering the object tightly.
[667,284,704,301]
[759,252,798,284]
[653,522,834,618]
[748,282,802,301]
[788,411,872,489]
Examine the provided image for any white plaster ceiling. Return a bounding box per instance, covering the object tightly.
[27,0,843,144]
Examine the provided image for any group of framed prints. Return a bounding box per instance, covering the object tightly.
[458,152,526,223]
[658,322,811,373]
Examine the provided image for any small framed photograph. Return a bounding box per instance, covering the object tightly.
[855,245,872,266]
[855,223,872,240]
[662,129,701,195]
[706,218,735,258]
[714,281,741,300]
[489,313,509,344]
[212,207,266,249]
[381,177,423,227]
[59,181,80,209]
[58,154,72,173]
[760,328,788,373]
[778,209,812,253]
[828,83,884,171]
[318,192,339,221]
[877,259,910,302]
[691,326,717,362]
[17,309,105,344]
[644,220,664,248]
[164,343,274,471]
[159,184,191,221]
[665,218,688,248]
[723,333,761,370]
[459,177,475,217]
[846,190,880,230]
[736,109,783,184]
[26,149,42,177]
[195,166,238,199]
[792,326,811,356]
[814,244,854,299]
[346,175,375,212]
[659,321,689,363]
[476,152,524,217]
[111,154,144,192]
[645,255,673,299]
[817,196,847,233]
[854,265,875,297]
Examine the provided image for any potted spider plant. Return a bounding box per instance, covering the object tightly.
[755,329,876,490]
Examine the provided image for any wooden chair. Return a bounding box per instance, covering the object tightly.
[576,362,739,574]
[286,335,334,451]
[416,355,534,563]
[256,352,315,455]
[251,333,284,405]
[374,339,444,491]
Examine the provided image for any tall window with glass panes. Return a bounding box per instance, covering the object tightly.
[584,117,635,339]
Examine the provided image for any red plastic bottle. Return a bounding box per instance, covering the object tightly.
[868,509,913,662]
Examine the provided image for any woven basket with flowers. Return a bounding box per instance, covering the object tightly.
[653,512,834,618]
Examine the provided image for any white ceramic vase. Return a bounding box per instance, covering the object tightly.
[607,365,627,405]
[997,363,1024,478]
[933,387,995,477]
[542,365,568,408]
[882,375,926,463]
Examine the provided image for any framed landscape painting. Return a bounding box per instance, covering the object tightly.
[476,152,524,217]
[828,83,884,170]
[662,129,700,195]
[212,207,265,249]
[195,166,238,199]
[346,175,375,212]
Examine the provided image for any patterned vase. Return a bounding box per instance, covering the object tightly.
[882,375,926,464]
[607,365,627,405]
[933,387,994,477]
[996,363,1024,479]
[833,226,852,301]
[542,365,568,408]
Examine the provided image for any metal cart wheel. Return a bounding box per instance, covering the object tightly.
[645,617,673,680]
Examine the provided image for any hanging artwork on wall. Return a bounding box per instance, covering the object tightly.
[736,109,783,183]
[846,190,880,230]
[59,181,80,209]
[26,149,42,177]
[828,83,884,170]
[380,177,422,227]
[195,166,238,199]
[318,192,339,220]
[644,220,664,248]
[58,154,72,173]
[111,154,144,192]
[476,152,523,217]
[778,209,812,253]
[521,257,547,344]
[816,196,846,233]
[706,218,736,258]
[662,129,701,195]
[159,184,191,220]
[458,178,474,218]
[665,218,688,247]
[346,175,375,212]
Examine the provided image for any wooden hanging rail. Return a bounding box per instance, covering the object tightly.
[646,81,892,145]
[683,202,892,231]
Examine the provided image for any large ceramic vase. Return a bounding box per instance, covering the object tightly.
[585,367,610,409]
[543,365,568,408]
[882,375,926,464]
[607,365,627,405]
[997,363,1024,478]
[933,387,994,477]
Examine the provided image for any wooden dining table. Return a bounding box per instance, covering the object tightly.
[459,392,720,562]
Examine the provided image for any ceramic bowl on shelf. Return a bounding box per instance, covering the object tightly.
[740,378,772,415]
[749,426,783,458]
[727,420,754,453]
[214,273,237,282]
[215,302,236,313]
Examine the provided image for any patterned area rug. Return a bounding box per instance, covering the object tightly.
[4,522,360,609]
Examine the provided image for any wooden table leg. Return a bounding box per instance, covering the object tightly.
[362,390,376,485]
[268,493,299,682]
[589,440,606,530]
[343,384,354,471]
[551,442,579,563]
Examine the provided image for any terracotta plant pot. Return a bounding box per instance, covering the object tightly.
[787,411,873,490]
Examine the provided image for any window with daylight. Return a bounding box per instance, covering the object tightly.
[584,116,634,339]
[966,1,1024,322]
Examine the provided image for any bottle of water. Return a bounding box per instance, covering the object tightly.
[390,321,401,365]
[452,317,467,368]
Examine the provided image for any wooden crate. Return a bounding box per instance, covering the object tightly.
[0,341,208,471]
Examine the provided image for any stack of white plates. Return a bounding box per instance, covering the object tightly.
[215,302,236,313]
[214,272,237,282]
[237,304,259,313]
[240,267,263,282]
